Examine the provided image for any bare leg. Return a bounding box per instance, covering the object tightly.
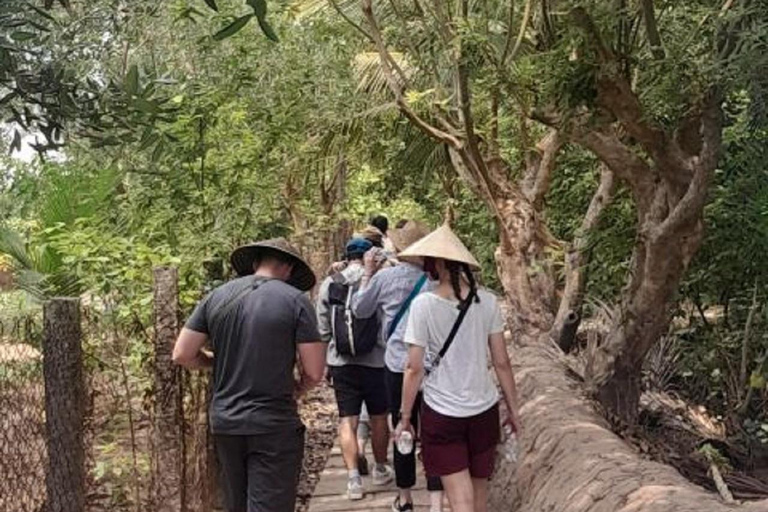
[441,470,474,512]
[338,416,360,471]
[369,414,389,464]
[471,478,488,512]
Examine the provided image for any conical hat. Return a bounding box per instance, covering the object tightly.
[230,238,316,291]
[398,224,481,270]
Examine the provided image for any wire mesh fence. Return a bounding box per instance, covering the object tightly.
[0,281,221,512]
[0,312,46,512]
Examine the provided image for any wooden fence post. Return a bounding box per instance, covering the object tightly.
[152,266,185,511]
[43,298,85,512]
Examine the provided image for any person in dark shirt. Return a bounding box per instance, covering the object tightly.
[173,238,326,512]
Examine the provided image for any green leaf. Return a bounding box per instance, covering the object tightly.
[256,16,278,42]
[125,65,139,96]
[151,139,165,162]
[202,0,218,11]
[9,130,21,154]
[11,31,37,41]
[26,1,57,22]
[749,372,766,389]
[247,0,278,42]
[246,0,266,19]
[133,97,159,114]
[213,14,253,41]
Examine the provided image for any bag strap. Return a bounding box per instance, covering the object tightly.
[210,277,270,328]
[387,273,428,339]
[430,289,477,373]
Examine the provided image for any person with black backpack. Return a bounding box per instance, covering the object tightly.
[316,238,395,500]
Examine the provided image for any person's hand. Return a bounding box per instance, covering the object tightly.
[330,261,348,274]
[363,249,383,277]
[503,408,522,436]
[394,416,414,441]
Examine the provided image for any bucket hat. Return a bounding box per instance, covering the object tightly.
[230,238,316,291]
[388,220,430,253]
[398,224,481,270]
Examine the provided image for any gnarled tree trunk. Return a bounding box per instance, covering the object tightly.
[490,336,768,512]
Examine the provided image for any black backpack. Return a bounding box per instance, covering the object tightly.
[328,274,380,357]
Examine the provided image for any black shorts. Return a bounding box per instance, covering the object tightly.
[329,365,388,418]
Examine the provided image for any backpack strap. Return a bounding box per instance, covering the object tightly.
[210,277,270,328]
[428,289,477,374]
[387,273,428,340]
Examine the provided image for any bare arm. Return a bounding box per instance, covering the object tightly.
[489,332,522,433]
[351,264,383,319]
[296,341,326,395]
[398,345,425,433]
[172,328,213,369]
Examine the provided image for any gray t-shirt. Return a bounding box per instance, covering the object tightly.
[316,264,386,368]
[185,276,320,435]
[404,289,504,418]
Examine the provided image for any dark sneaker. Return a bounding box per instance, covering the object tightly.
[357,454,370,476]
[392,497,414,512]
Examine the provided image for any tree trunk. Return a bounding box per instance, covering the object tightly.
[551,166,616,352]
[43,298,85,512]
[587,165,710,421]
[152,266,185,512]
[489,335,768,512]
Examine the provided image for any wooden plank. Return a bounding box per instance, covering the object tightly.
[309,490,435,512]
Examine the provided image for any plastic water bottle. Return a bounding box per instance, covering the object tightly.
[396,430,414,455]
[500,425,519,464]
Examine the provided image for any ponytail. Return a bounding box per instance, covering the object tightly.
[447,261,481,309]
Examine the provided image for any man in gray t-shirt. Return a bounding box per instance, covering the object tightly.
[316,238,393,500]
[174,238,326,512]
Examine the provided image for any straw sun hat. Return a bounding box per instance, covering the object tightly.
[398,224,481,270]
[389,220,430,253]
[230,238,317,291]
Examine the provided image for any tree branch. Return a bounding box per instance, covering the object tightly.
[361,0,462,147]
[503,0,532,64]
[525,130,564,209]
[575,128,655,212]
[653,96,722,240]
[329,0,375,43]
[640,0,665,59]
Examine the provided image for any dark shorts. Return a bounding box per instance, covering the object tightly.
[420,402,500,479]
[329,365,388,418]
[214,425,305,512]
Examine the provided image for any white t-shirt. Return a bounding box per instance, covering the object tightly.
[404,289,505,418]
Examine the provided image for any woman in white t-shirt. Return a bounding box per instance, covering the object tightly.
[394,225,522,512]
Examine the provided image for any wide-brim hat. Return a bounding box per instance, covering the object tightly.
[398,224,481,270]
[389,220,430,253]
[359,226,385,248]
[230,238,316,291]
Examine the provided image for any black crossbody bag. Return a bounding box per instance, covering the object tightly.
[426,289,477,375]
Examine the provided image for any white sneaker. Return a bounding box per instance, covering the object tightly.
[347,476,364,500]
[372,464,394,486]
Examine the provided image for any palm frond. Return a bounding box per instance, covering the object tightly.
[352,51,411,98]
[0,228,35,270]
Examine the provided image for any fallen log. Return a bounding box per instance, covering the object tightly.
[489,336,768,512]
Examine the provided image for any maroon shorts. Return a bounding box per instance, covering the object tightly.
[420,402,500,478]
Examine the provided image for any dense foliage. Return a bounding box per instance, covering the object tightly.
[1,0,767,503]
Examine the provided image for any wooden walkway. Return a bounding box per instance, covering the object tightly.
[308,442,438,512]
